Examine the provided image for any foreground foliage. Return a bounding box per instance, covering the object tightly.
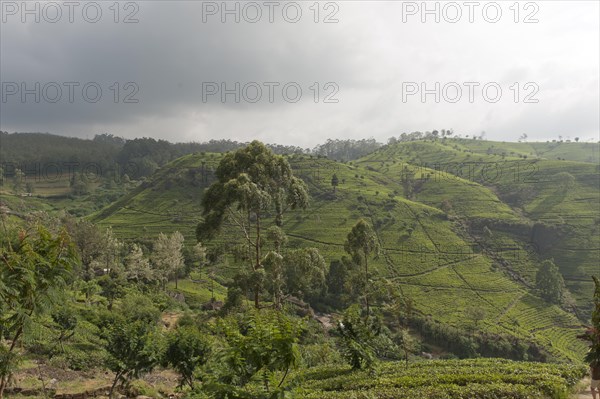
[201,309,303,399]
[0,223,78,398]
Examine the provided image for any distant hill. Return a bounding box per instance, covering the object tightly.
[90,139,600,361]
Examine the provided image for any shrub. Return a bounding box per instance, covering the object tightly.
[56,347,106,371]
[126,380,159,398]
[301,343,343,367]
[163,325,211,389]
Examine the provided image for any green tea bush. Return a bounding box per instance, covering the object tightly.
[287,359,586,399]
[126,379,160,398]
[301,343,343,368]
[51,346,106,371]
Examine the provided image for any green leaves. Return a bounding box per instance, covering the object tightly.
[203,310,304,398]
[197,141,309,243]
[0,345,19,385]
[344,219,379,262]
[0,224,77,396]
[336,305,377,370]
[535,259,565,304]
[579,276,600,365]
[286,177,310,211]
[1,225,77,331]
[51,305,78,341]
[101,300,163,398]
[104,319,161,380]
[196,141,310,309]
[163,325,211,389]
[283,248,327,300]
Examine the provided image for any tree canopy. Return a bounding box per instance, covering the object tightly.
[196,141,309,308]
[345,219,380,316]
[535,259,565,304]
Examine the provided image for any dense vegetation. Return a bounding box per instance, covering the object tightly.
[1,136,599,399]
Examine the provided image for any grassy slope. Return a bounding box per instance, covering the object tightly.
[91,141,600,362]
[90,153,224,243]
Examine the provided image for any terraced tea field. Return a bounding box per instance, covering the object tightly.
[288,359,587,399]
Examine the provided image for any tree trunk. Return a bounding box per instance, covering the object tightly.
[275,196,283,227]
[109,371,122,399]
[262,369,270,393]
[0,327,24,399]
[255,211,261,269]
[187,376,195,391]
[211,274,215,301]
[254,211,261,309]
[365,254,370,318]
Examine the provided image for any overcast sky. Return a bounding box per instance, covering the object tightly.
[1,0,598,147]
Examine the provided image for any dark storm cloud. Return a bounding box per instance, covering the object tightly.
[1,1,598,146]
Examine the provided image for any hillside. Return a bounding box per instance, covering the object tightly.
[91,141,600,362]
[359,140,600,314]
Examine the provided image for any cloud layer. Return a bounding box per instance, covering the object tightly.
[1,1,598,146]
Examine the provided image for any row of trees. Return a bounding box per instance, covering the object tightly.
[312,138,382,161]
[0,133,306,181]
[387,129,455,144]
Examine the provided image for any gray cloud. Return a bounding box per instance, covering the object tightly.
[1,0,598,146]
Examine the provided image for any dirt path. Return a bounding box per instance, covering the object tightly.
[573,378,594,399]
